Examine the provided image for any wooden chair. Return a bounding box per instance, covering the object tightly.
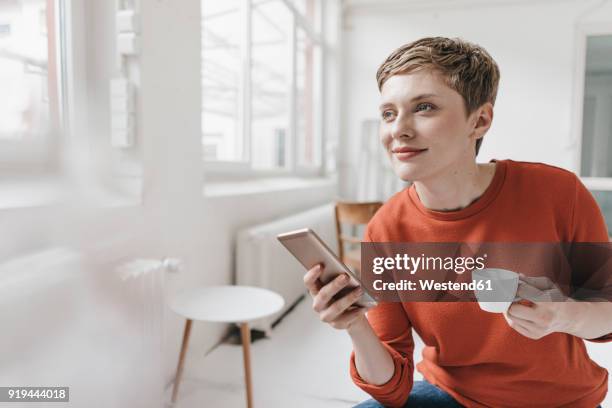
[334,201,383,277]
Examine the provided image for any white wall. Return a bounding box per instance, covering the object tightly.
[339,0,612,198]
[1,0,339,406]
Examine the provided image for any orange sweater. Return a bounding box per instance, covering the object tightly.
[350,159,612,408]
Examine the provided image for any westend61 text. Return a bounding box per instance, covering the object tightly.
[372,279,493,291]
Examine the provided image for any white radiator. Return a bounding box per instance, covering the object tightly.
[236,203,337,332]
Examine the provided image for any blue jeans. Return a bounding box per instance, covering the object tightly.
[353,380,464,408]
[352,380,603,408]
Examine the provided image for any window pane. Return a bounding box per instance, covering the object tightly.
[296,27,320,167]
[290,0,319,30]
[0,0,51,140]
[251,0,291,169]
[580,34,612,177]
[202,0,242,161]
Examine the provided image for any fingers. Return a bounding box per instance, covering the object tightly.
[515,298,535,308]
[504,313,535,338]
[517,281,545,302]
[539,288,566,302]
[509,302,557,330]
[504,309,544,340]
[519,274,554,290]
[312,273,351,312]
[507,313,537,328]
[303,264,324,296]
[507,303,538,322]
[517,282,566,303]
[506,317,538,339]
[305,265,369,331]
[319,286,364,323]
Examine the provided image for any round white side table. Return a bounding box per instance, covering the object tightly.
[168,286,285,408]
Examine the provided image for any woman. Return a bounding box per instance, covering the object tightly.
[303,37,611,408]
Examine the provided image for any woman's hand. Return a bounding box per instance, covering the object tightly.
[303,264,370,330]
[303,265,398,387]
[503,274,579,340]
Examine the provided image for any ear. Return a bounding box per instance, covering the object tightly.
[470,102,494,141]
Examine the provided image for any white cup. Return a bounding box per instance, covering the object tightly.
[472,268,521,313]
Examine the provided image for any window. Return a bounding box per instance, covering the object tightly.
[591,190,612,238]
[0,0,64,168]
[201,0,242,162]
[579,34,612,178]
[201,0,323,175]
[251,0,292,169]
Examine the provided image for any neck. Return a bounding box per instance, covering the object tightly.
[413,160,496,212]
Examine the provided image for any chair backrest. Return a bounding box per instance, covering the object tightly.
[334,201,383,274]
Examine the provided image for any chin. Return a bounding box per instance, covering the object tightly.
[392,162,421,182]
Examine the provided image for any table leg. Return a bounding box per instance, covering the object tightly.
[171,319,193,403]
[240,322,253,408]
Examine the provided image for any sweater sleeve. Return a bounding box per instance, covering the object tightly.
[349,227,415,407]
[569,175,612,343]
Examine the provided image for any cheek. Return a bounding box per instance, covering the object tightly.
[418,117,448,134]
[417,116,462,143]
[379,129,392,149]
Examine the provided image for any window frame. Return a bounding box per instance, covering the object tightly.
[572,22,612,191]
[202,0,326,179]
[0,0,65,172]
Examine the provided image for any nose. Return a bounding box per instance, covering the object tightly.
[390,112,415,140]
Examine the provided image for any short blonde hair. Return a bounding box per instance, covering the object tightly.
[376,37,500,156]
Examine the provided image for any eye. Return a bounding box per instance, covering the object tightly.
[415,102,436,112]
[381,110,396,121]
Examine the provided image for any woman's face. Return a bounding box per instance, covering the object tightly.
[378,70,480,182]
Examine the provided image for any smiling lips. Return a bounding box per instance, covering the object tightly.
[392,146,428,161]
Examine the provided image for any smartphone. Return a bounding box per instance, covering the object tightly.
[277,228,378,308]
